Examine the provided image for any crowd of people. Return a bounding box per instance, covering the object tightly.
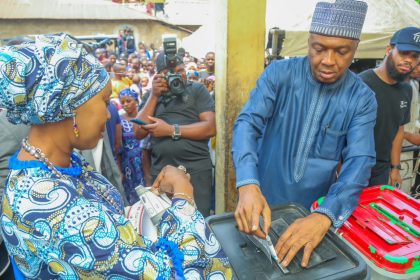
[91,36,217,211]
[0,0,419,279]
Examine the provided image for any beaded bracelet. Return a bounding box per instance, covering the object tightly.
[173,192,195,207]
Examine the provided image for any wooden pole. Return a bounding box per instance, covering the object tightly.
[214,0,266,213]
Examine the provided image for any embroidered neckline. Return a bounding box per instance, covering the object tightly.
[9,150,82,177]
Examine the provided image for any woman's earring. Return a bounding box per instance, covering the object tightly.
[73,114,80,138]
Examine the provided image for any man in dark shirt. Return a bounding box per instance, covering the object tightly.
[360,27,420,187]
[134,52,216,217]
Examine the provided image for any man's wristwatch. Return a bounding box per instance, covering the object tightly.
[172,124,181,140]
[390,164,402,170]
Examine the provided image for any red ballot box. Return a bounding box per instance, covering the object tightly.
[313,186,420,280]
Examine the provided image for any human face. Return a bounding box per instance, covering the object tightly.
[109,55,117,65]
[132,59,140,70]
[127,69,135,80]
[308,34,358,84]
[147,62,155,73]
[120,95,138,116]
[73,81,111,149]
[411,65,420,80]
[385,46,419,82]
[140,77,149,88]
[205,53,215,68]
[114,65,126,79]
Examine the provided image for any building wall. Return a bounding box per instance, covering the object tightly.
[0,19,190,48]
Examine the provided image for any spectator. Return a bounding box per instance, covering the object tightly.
[154,0,167,18]
[145,60,156,88]
[187,70,200,81]
[134,52,216,217]
[118,58,128,68]
[199,51,215,80]
[95,48,107,63]
[117,30,125,55]
[360,27,419,187]
[109,53,117,65]
[127,67,136,80]
[205,75,215,98]
[131,74,142,96]
[132,57,142,73]
[111,63,132,99]
[118,89,145,205]
[125,30,136,55]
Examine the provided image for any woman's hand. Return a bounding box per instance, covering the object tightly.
[151,165,193,198]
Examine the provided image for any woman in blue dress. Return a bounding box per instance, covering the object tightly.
[0,33,232,279]
[119,88,145,205]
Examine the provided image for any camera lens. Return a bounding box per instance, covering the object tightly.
[172,79,180,87]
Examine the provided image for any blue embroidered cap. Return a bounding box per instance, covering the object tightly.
[390,27,420,53]
[0,33,109,125]
[310,0,368,40]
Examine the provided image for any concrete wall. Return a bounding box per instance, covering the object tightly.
[0,19,190,48]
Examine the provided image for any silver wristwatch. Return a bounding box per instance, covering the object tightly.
[172,124,181,140]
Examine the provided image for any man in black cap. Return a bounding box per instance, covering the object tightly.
[233,0,377,268]
[134,52,216,217]
[360,27,420,187]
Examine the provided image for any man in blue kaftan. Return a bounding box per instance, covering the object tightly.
[233,0,377,268]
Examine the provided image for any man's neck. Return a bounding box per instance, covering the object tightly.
[374,63,397,85]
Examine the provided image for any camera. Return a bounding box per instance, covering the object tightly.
[162,36,185,96]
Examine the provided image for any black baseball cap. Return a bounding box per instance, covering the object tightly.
[390,27,420,53]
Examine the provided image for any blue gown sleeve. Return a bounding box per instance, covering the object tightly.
[314,87,377,228]
[232,61,284,188]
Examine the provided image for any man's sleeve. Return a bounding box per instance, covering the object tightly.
[232,62,284,188]
[194,83,215,113]
[314,87,378,228]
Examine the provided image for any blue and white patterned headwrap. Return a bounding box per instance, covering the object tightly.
[119,88,138,102]
[0,33,109,125]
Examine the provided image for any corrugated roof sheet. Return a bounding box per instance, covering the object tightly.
[0,0,157,20]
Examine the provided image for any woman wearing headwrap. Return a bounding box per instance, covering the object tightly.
[119,88,145,204]
[0,33,232,279]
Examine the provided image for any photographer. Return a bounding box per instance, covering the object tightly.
[134,46,216,217]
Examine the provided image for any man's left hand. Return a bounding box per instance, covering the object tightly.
[142,116,174,138]
[389,169,402,188]
[275,213,331,267]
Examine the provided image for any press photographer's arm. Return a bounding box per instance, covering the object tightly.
[134,73,167,140]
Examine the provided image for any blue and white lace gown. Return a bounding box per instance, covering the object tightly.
[0,152,232,279]
[121,118,145,205]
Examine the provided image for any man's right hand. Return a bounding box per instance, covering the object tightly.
[151,74,169,97]
[235,184,271,239]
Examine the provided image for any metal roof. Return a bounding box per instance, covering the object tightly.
[0,0,157,20]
